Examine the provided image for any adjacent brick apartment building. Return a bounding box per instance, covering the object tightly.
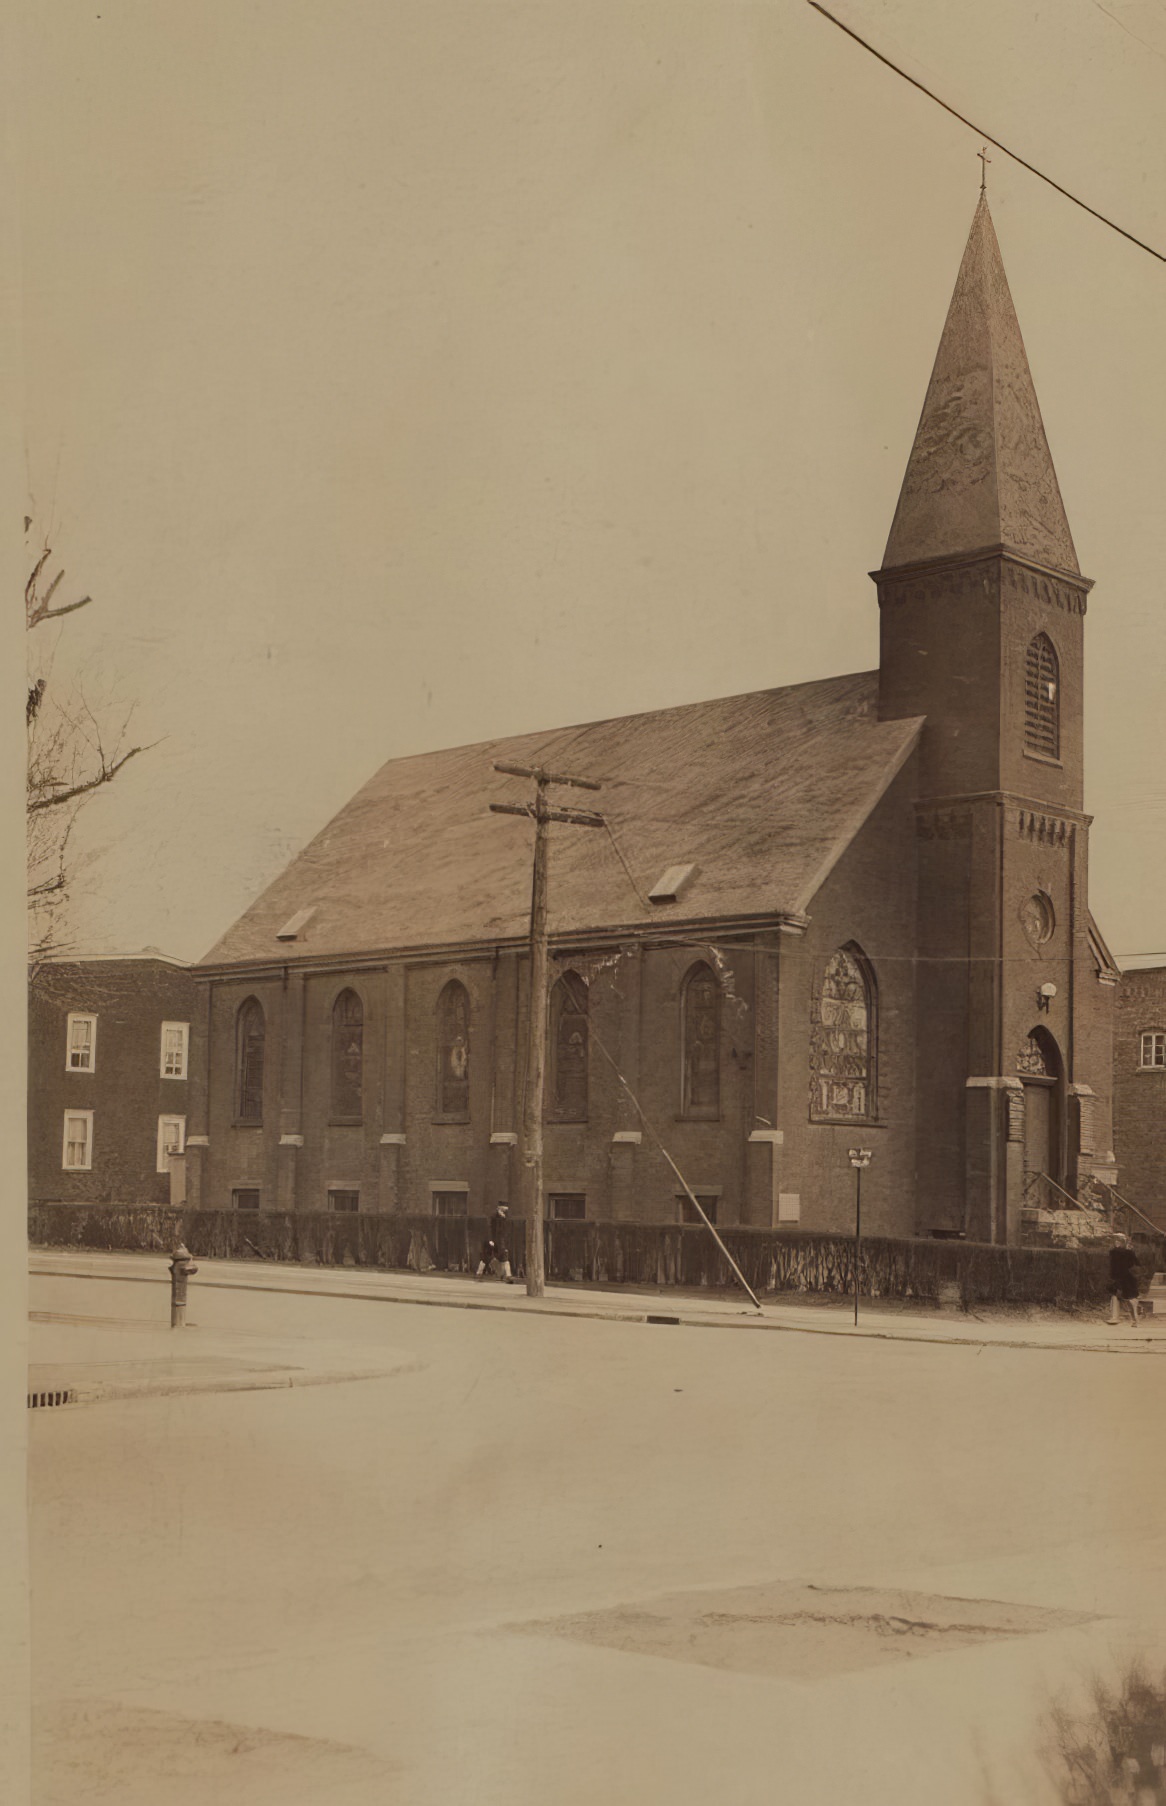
[1113,963,1166,1230]
[183,194,1120,1245]
[28,955,196,1206]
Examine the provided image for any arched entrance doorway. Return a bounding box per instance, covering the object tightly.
[1018,1027,1065,1206]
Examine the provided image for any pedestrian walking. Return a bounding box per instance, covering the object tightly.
[1107,1234,1141,1327]
[476,1202,515,1283]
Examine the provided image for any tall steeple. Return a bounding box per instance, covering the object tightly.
[882,194,1079,577]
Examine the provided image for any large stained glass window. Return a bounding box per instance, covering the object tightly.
[549,972,589,1120]
[436,980,471,1117]
[235,998,266,1124]
[331,989,364,1120]
[810,947,875,1121]
[681,961,721,1117]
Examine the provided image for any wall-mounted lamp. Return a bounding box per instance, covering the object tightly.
[847,1150,873,1328]
[1037,981,1057,1013]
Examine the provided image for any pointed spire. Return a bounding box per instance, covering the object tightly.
[882,194,1079,576]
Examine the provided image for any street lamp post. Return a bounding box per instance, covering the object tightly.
[848,1149,872,1327]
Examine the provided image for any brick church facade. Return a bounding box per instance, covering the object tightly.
[187,196,1119,1245]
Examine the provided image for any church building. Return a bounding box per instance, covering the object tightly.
[188,195,1119,1246]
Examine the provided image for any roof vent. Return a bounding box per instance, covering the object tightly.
[276,906,317,942]
[648,864,699,905]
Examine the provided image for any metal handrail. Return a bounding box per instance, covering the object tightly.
[1023,1170,1099,1213]
[1096,1181,1163,1241]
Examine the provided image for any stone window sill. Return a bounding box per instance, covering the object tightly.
[232,1119,263,1130]
[328,1117,363,1128]
[431,1113,471,1126]
[1022,748,1063,770]
[809,1115,888,1129]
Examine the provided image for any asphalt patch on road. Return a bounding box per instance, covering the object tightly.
[34,1699,398,1805]
[510,1580,1093,1680]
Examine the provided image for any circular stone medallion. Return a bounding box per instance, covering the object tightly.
[1019,892,1055,947]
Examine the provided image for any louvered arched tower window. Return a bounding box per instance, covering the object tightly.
[681,961,721,1118]
[235,998,266,1124]
[549,972,588,1120]
[1024,633,1060,759]
[331,989,364,1121]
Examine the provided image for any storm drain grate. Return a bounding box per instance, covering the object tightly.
[28,1389,76,1410]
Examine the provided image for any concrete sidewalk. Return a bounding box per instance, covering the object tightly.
[29,1246,1166,1355]
[28,1306,419,1406]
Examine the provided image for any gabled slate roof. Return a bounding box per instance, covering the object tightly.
[883,195,1079,577]
[201,671,923,968]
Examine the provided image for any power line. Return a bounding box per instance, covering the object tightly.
[806,1,1166,265]
[1086,0,1166,62]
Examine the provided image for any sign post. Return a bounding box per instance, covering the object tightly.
[848,1149,872,1327]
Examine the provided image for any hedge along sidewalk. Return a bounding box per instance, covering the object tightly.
[29,1250,1166,1357]
[30,1204,1166,1309]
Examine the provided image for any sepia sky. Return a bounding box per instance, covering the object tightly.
[20,0,1166,966]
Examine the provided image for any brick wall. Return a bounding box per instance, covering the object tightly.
[28,960,196,1205]
[197,765,926,1237]
[1114,967,1166,1228]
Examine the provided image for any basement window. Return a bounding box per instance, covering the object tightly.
[678,1194,718,1225]
[548,1194,586,1220]
[232,1188,261,1211]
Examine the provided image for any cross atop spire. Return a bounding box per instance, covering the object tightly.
[881,193,1080,576]
[977,145,991,194]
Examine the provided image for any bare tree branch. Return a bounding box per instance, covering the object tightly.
[25,532,156,959]
[26,545,92,628]
[27,740,157,814]
[37,595,92,624]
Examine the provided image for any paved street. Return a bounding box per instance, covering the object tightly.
[29,1259,1166,1805]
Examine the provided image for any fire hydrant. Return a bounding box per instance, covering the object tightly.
[169,1243,199,1329]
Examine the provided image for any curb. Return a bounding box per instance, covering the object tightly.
[29,1258,1166,1357]
[27,1349,422,1407]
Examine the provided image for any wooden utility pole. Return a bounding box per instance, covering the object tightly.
[490,761,603,1296]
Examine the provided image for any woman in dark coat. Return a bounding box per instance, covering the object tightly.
[1107,1235,1141,1327]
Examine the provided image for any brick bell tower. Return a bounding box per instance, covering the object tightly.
[874,191,1107,1245]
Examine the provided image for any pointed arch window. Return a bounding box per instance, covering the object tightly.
[681,961,721,1118]
[1024,633,1060,759]
[235,998,266,1124]
[436,980,471,1119]
[549,972,588,1121]
[331,988,364,1121]
[810,946,876,1121]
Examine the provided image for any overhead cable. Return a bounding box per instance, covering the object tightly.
[807,1,1166,265]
